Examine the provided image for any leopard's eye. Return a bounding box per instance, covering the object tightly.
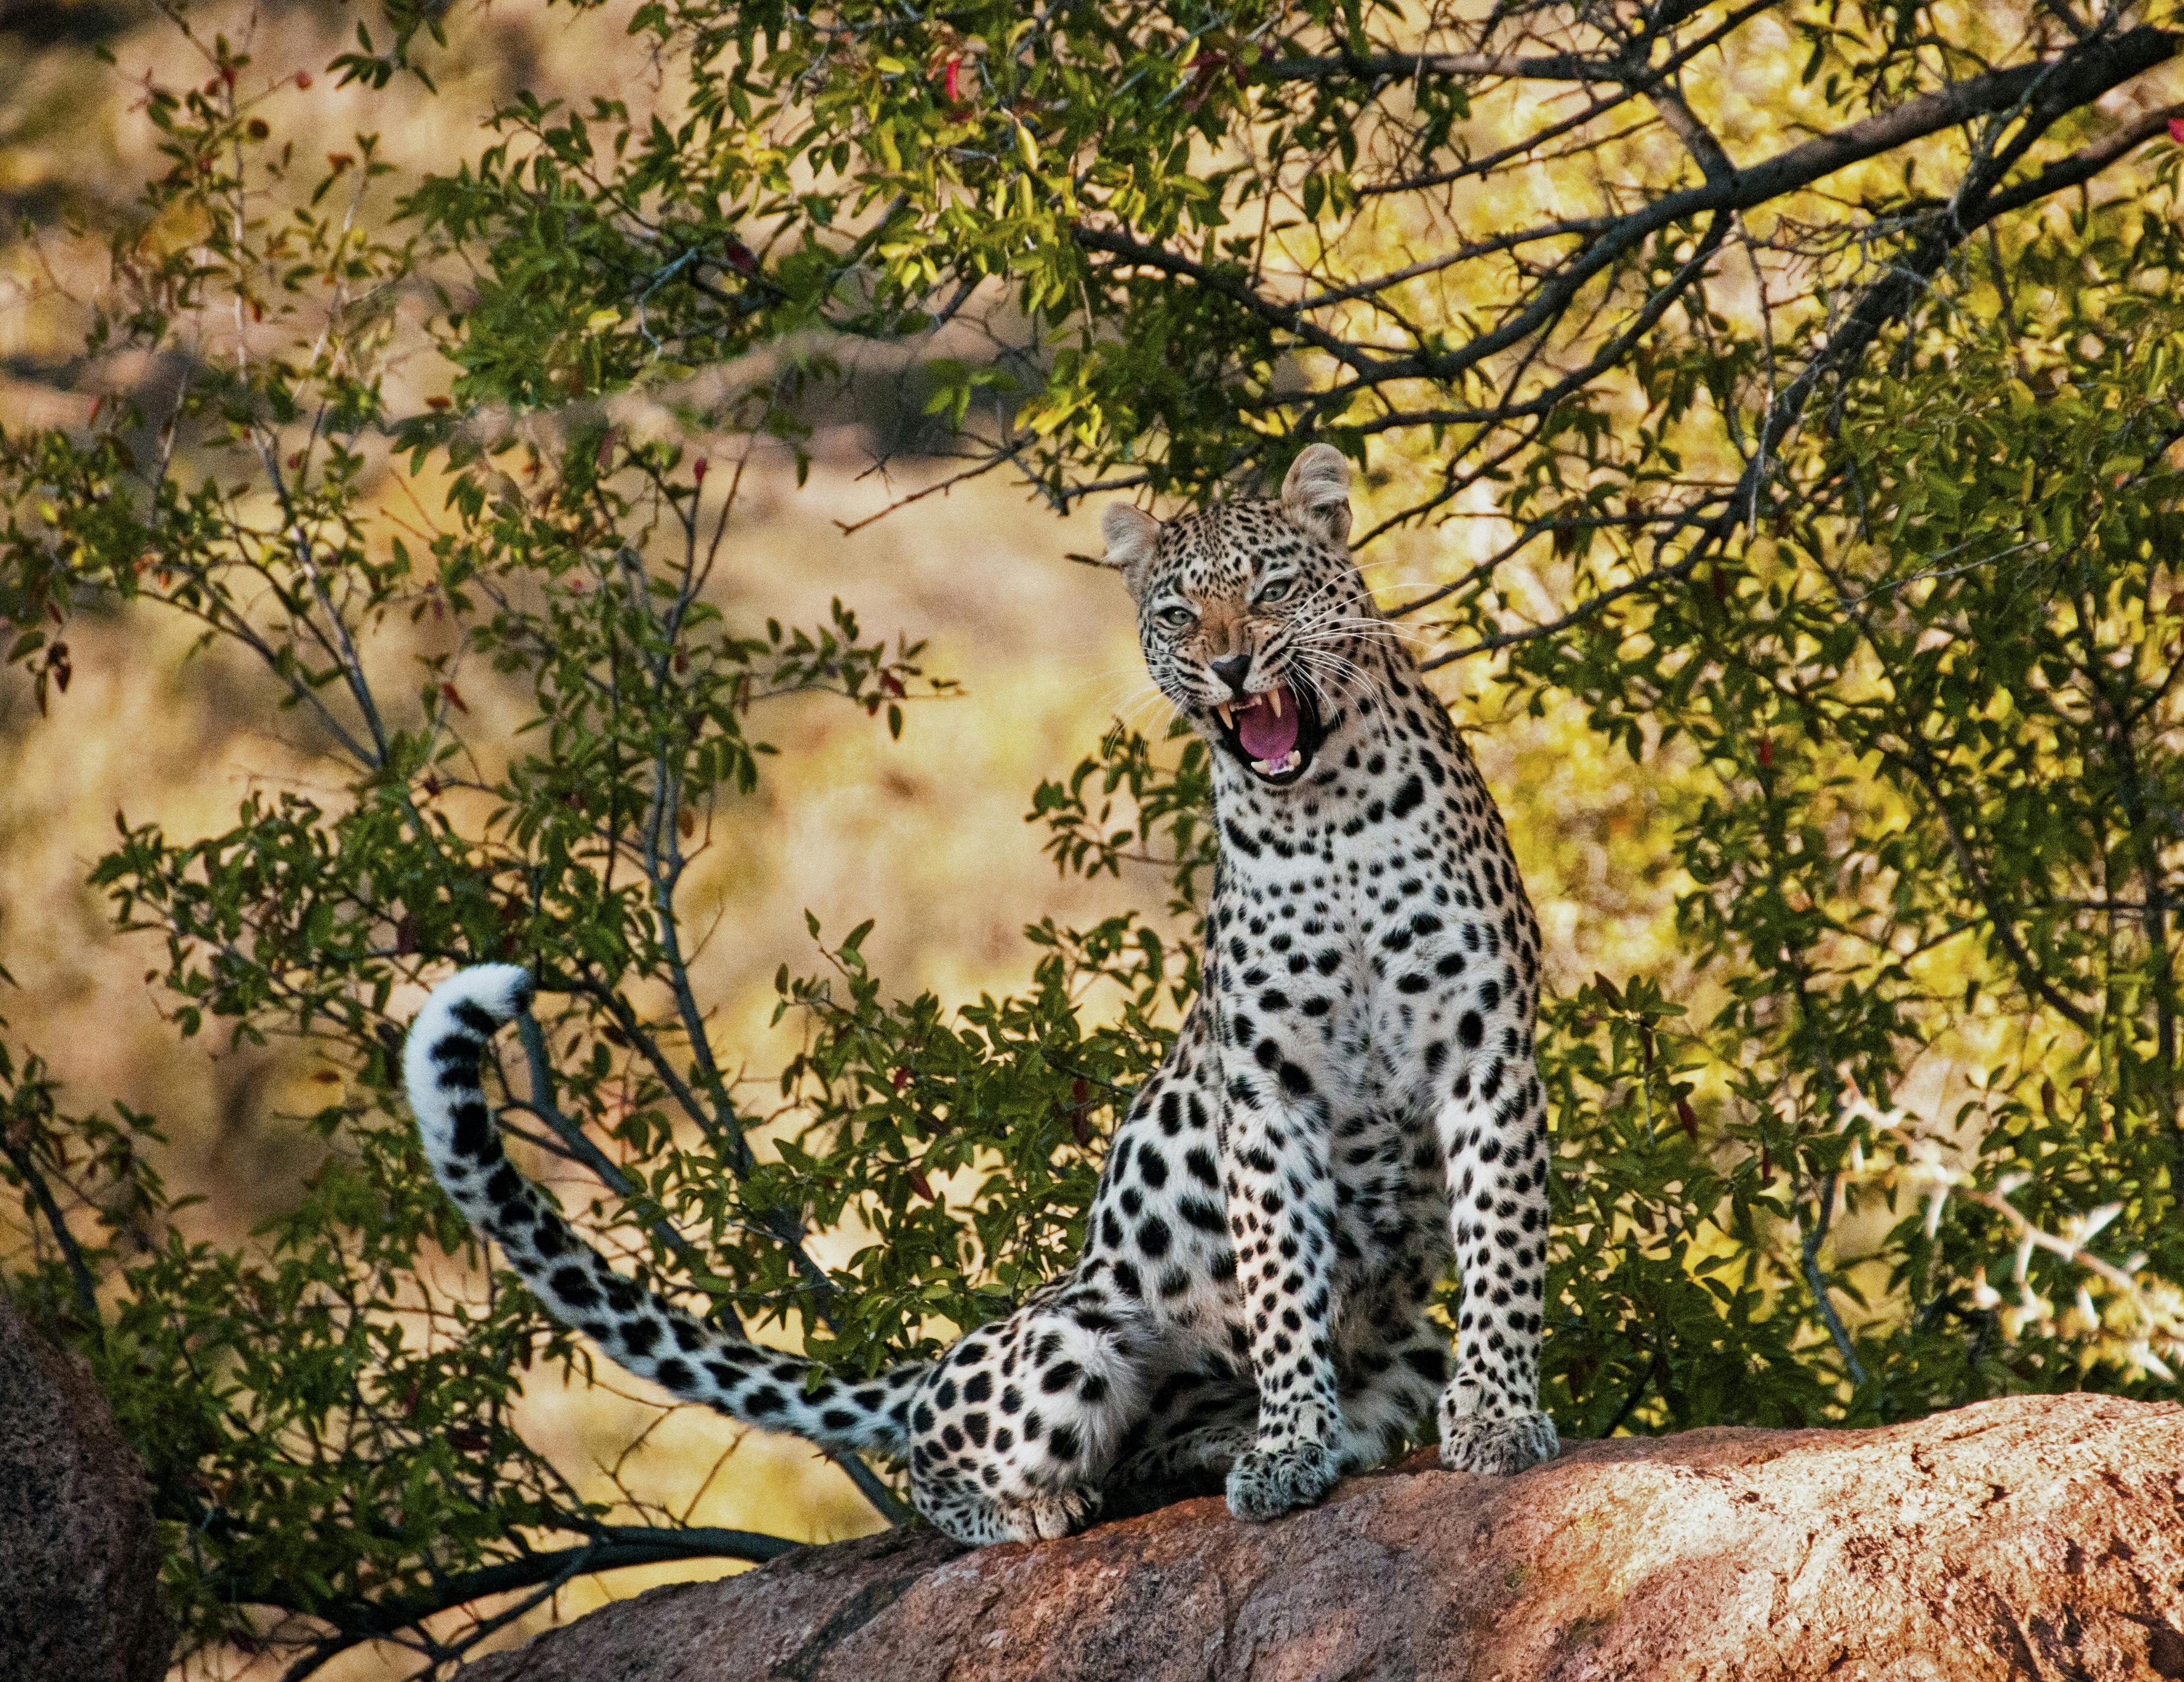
[1155,604,1197,632]
[1254,576,1297,607]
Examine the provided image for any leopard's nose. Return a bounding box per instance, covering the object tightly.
[1210,654,1252,697]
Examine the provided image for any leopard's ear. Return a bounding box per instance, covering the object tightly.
[1281,444,1353,547]
[1096,503,1163,589]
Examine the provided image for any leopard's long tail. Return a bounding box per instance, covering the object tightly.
[403,964,920,1453]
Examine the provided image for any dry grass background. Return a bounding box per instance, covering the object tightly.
[0,3,1679,1671]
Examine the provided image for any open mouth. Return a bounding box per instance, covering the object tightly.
[1210,680,1322,785]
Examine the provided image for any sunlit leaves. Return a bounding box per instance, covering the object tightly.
[1524,195,2184,1420]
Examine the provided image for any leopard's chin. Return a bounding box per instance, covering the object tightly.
[1206,680,1323,787]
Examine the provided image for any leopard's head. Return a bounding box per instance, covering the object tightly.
[1098,445,1379,789]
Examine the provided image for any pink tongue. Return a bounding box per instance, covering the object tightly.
[1237,687,1300,762]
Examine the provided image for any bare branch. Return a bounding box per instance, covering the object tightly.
[0,1137,100,1325]
[273,1521,798,1672]
[1421,44,2183,669]
[509,1012,724,1300]
[1076,24,2176,435]
[1262,47,1614,84]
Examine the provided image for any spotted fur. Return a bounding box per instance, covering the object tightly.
[403,444,1556,1546]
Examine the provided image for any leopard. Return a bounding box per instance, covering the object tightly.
[403,442,1559,1547]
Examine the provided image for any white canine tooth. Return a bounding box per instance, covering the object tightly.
[1283,750,1300,771]
[1268,689,1283,718]
[1216,702,1235,729]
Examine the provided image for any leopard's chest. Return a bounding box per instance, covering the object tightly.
[1210,800,1477,1117]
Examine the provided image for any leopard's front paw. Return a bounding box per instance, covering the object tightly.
[1225,1439,1338,1522]
[1438,1402,1559,1475]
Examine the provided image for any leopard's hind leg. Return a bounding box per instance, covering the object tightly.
[904,1279,1148,1544]
[1104,1362,1259,1495]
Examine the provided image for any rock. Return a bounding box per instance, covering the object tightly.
[0,1293,172,1682]
[461,1393,2184,1681]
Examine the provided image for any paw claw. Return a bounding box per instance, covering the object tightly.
[1225,1440,1339,1522]
[998,1487,1101,1542]
[1438,1405,1558,1475]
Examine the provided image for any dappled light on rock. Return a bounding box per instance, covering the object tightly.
[463,1393,2184,1681]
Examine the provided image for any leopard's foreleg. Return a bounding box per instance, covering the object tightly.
[1434,1058,1558,1475]
[1216,1068,1346,1522]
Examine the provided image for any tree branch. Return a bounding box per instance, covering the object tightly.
[514,995,913,1527]
[510,1011,727,1304]
[1420,54,2183,669]
[1262,47,1613,85]
[0,1137,100,1325]
[1083,27,2176,399]
[277,1520,798,1672]
[1798,1173,1870,1388]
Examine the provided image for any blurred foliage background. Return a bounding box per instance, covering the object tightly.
[1,1,2181,1676]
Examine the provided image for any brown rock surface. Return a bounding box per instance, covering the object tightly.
[0,1293,172,1682]
[464,1393,2184,1682]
